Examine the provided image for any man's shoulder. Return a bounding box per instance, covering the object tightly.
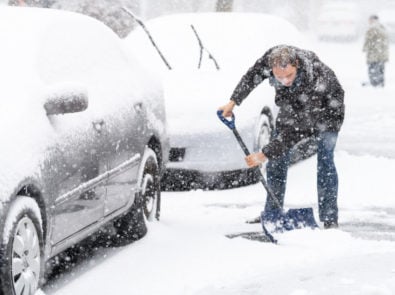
[296,47,318,60]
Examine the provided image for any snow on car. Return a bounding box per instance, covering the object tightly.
[0,6,169,295]
[125,12,311,190]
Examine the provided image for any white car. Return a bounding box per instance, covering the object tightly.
[126,12,311,190]
[0,7,169,294]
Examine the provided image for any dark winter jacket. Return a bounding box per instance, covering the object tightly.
[230,45,345,159]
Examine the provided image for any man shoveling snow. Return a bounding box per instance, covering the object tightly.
[219,45,345,234]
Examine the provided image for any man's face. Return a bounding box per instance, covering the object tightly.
[272,64,298,87]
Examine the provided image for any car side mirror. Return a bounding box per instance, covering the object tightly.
[44,90,88,116]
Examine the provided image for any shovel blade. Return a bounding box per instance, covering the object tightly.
[260,207,318,232]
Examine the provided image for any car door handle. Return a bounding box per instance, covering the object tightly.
[92,119,105,133]
[134,102,143,114]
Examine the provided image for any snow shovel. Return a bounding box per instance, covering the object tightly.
[217,110,318,243]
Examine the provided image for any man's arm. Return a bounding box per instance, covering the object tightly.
[218,100,236,117]
[218,50,272,117]
[319,67,345,132]
[243,128,311,166]
[262,127,312,160]
[363,28,372,52]
[230,53,271,105]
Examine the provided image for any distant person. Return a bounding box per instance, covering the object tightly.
[363,15,389,87]
[218,45,345,229]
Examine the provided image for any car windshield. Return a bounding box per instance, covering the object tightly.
[126,13,307,75]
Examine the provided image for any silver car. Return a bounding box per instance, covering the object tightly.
[0,7,169,295]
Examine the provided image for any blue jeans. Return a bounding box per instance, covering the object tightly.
[264,132,339,222]
[368,62,385,87]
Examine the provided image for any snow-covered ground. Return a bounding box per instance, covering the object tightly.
[42,40,395,295]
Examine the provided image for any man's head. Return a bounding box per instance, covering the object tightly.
[369,15,379,24]
[269,46,298,87]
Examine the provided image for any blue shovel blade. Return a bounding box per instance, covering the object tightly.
[261,207,318,232]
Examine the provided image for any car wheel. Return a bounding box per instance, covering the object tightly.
[0,196,43,295]
[140,148,161,222]
[113,147,160,245]
[254,113,272,173]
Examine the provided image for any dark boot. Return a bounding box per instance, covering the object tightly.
[324,220,338,229]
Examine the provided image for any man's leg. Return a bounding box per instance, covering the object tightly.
[368,62,381,87]
[317,132,339,226]
[264,151,290,212]
[368,63,374,86]
[378,62,385,87]
[368,63,375,86]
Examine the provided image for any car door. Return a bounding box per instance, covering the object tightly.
[37,15,151,242]
[95,41,149,216]
[104,100,147,216]
[36,19,120,245]
[45,109,110,244]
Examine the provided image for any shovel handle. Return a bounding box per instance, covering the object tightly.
[232,128,251,157]
[217,110,235,130]
[217,110,250,155]
[217,109,282,210]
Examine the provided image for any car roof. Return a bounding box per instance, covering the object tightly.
[0,7,103,81]
[0,7,108,62]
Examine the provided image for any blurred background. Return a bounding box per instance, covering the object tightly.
[1,0,395,40]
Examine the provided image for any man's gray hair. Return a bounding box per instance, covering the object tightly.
[268,46,298,68]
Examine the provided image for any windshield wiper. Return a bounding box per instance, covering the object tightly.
[122,7,172,70]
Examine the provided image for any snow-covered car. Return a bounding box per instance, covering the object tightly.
[315,2,361,41]
[0,7,169,294]
[125,12,311,190]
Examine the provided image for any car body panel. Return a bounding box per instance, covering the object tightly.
[163,70,274,172]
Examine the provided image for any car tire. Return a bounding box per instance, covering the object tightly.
[140,148,161,222]
[0,196,44,295]
[113,147,160,245]
[254,112,272,173]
